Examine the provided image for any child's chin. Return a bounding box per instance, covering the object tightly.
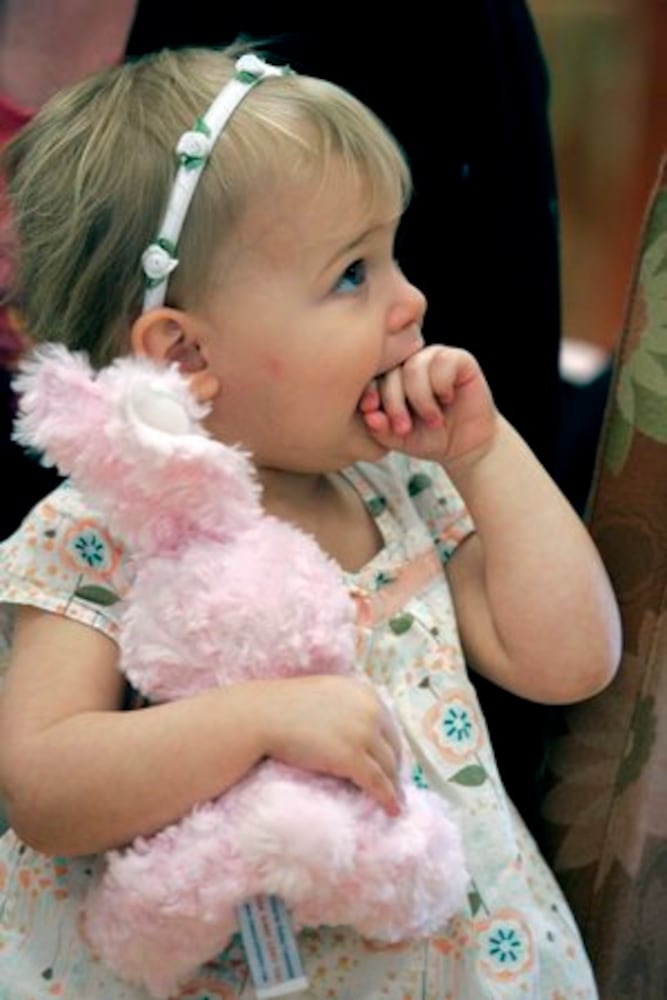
[355,423,389,460]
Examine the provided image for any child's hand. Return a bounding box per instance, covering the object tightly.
[360,345,498,466]
[257,675,404,817]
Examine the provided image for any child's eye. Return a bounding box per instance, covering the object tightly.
[333,259,366,294]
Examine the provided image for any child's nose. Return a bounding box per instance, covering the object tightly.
[376,277,427,376]
[387,275,427,334]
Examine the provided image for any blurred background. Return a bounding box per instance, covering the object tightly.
[530,0,666,354]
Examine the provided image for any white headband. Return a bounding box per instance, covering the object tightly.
[141,53,290,312]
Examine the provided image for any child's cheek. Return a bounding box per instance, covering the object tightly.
[260,355,286,380]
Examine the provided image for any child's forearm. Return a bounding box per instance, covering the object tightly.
[0,609,402,857]
[4,674,402,857]
[2,683,270,857]
[445,417,622,702]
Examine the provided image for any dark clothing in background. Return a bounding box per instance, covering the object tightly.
[1,369,60,538]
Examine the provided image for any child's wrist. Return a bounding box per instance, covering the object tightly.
[438,414,509,484]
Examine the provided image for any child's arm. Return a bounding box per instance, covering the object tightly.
[0,606,403,857]
[443,417,621,702]
[361,345,622,704]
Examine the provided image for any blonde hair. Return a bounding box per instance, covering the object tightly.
[2,46,411,367]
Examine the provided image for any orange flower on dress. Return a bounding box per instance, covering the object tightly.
[61,520,119,578]
[423,689,484,764]
[474,908,533,982]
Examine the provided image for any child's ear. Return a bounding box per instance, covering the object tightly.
[130,308,220,403]
[130,307,203,370]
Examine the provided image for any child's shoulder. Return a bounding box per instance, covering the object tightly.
[0,480,131,643]
[1,480,119,557]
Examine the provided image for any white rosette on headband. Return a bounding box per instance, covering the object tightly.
[141,54,289,312]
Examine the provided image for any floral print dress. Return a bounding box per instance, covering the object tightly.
[0,455,598,999]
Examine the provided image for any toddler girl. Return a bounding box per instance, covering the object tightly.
[0,45,621,999]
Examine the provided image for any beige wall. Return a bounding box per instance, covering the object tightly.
[530,0,667,350]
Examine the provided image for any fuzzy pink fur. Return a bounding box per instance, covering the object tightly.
[14,346,470,999]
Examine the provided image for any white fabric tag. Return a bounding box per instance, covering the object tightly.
[237,895,309,998]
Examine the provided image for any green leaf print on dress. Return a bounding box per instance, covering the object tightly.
[407,472,433,497]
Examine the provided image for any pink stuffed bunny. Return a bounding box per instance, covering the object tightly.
[14,345,469,998]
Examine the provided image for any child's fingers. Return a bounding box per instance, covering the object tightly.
[372,346,479,434]
[358,379,381,414]
[263,676,404,815]
[359,740,403,817]
[376,366,413,436]
[343,696,403,815]
[373,347,459,436]
[401,353,450,427]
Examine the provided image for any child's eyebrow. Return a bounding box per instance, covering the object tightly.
[325,232,370,266]
[321,219,398,273]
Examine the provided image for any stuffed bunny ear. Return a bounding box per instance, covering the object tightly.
[13,344,264,548]
[12,344,103,474]
[12,344,204,475]
[125,382,194,436]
